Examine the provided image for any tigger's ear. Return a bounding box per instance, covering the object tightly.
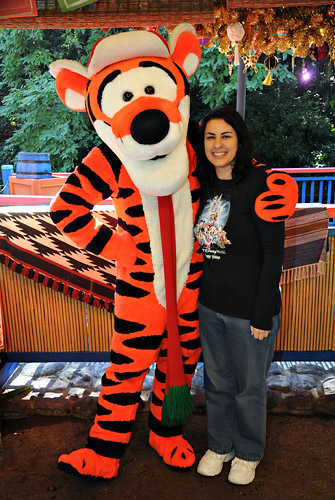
[49,60,89,112]
[169,23,201,78]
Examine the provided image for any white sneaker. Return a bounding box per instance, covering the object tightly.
[228,457,260,485]
[197,449,235,476]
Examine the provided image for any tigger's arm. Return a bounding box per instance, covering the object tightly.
[255,168,298,222]
[50,146,137,267]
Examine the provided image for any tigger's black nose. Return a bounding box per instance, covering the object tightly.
[131,109,169,145]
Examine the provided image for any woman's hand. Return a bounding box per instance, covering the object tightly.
[251,326,270,340]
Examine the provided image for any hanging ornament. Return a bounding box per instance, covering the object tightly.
[317,42,329,61]
[327,5,335,16]
[277,26,288,37]
[263,55,278,85]
[240,51,260,73]
[225,48,235,75]
[227,22,245,66]
[309,42,329,61]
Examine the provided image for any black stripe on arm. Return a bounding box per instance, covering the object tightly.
[86,224,112,254]
[99,143,122,183]
[63,213,93,233]
[50,209,72,224]
[66,173,82,188]
[118,187,135,199]
[77,163,112,199]
[59,191,94,209]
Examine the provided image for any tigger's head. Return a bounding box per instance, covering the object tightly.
[49,24,201,196]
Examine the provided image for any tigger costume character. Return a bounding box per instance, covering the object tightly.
[49,24,298,480]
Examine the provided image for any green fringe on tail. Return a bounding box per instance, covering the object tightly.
[161,383,195,427]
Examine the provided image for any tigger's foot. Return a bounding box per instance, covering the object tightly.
[149,430,195,470]
[57,448,120,480]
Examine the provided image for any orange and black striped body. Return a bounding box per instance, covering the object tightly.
[50,136,203,460]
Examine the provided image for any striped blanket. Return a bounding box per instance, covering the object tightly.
[0,206,117,312]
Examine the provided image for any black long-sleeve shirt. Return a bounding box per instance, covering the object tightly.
[194,166,285,330]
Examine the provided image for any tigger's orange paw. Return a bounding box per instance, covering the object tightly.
[149,430,195,469]
[57,448,120,480]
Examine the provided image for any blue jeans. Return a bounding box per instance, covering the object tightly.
[199,301,281,462]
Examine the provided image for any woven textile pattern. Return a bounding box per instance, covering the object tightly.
[0,207,117,311]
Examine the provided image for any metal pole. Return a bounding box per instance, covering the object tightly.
[236,54,246,120]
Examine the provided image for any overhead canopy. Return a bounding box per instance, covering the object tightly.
[0,0,215,29]
[227,0,331,6]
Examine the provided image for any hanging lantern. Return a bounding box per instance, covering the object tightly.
[263,55,278,86]
[277,26,288,37]
[227,22,245,66]
[225,48,235,76]
[327,5,335,16]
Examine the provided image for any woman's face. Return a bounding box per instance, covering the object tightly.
[204,118,238,180]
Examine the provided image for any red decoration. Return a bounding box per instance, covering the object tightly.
[0,0,37,19]
[309,42,329,61]
[327,5,335,16]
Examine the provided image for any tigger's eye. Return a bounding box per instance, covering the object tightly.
[123,91,134,102]
[145,86,155,95]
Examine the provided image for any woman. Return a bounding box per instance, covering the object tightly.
[194,107,285,485]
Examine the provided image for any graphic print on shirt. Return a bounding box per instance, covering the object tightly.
[195,195,231,260]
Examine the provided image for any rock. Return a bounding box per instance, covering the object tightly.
[39,362,66,377]
[30,395,72,416]
[70,373,94,388]
[72,396,98,419]
[289,363,326,376]
[291,374,318,391]
[284,392,315,413]
[267,363,283,376]
[321,377,335,395]
[0,399,32,419]
[318,394,335,414]
[267,375,292,393]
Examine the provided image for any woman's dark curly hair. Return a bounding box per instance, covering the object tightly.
[195,107,254,188]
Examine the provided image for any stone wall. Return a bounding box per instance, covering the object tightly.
[1,361,335,419]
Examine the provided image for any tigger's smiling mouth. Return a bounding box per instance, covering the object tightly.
[150,154,167,161]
